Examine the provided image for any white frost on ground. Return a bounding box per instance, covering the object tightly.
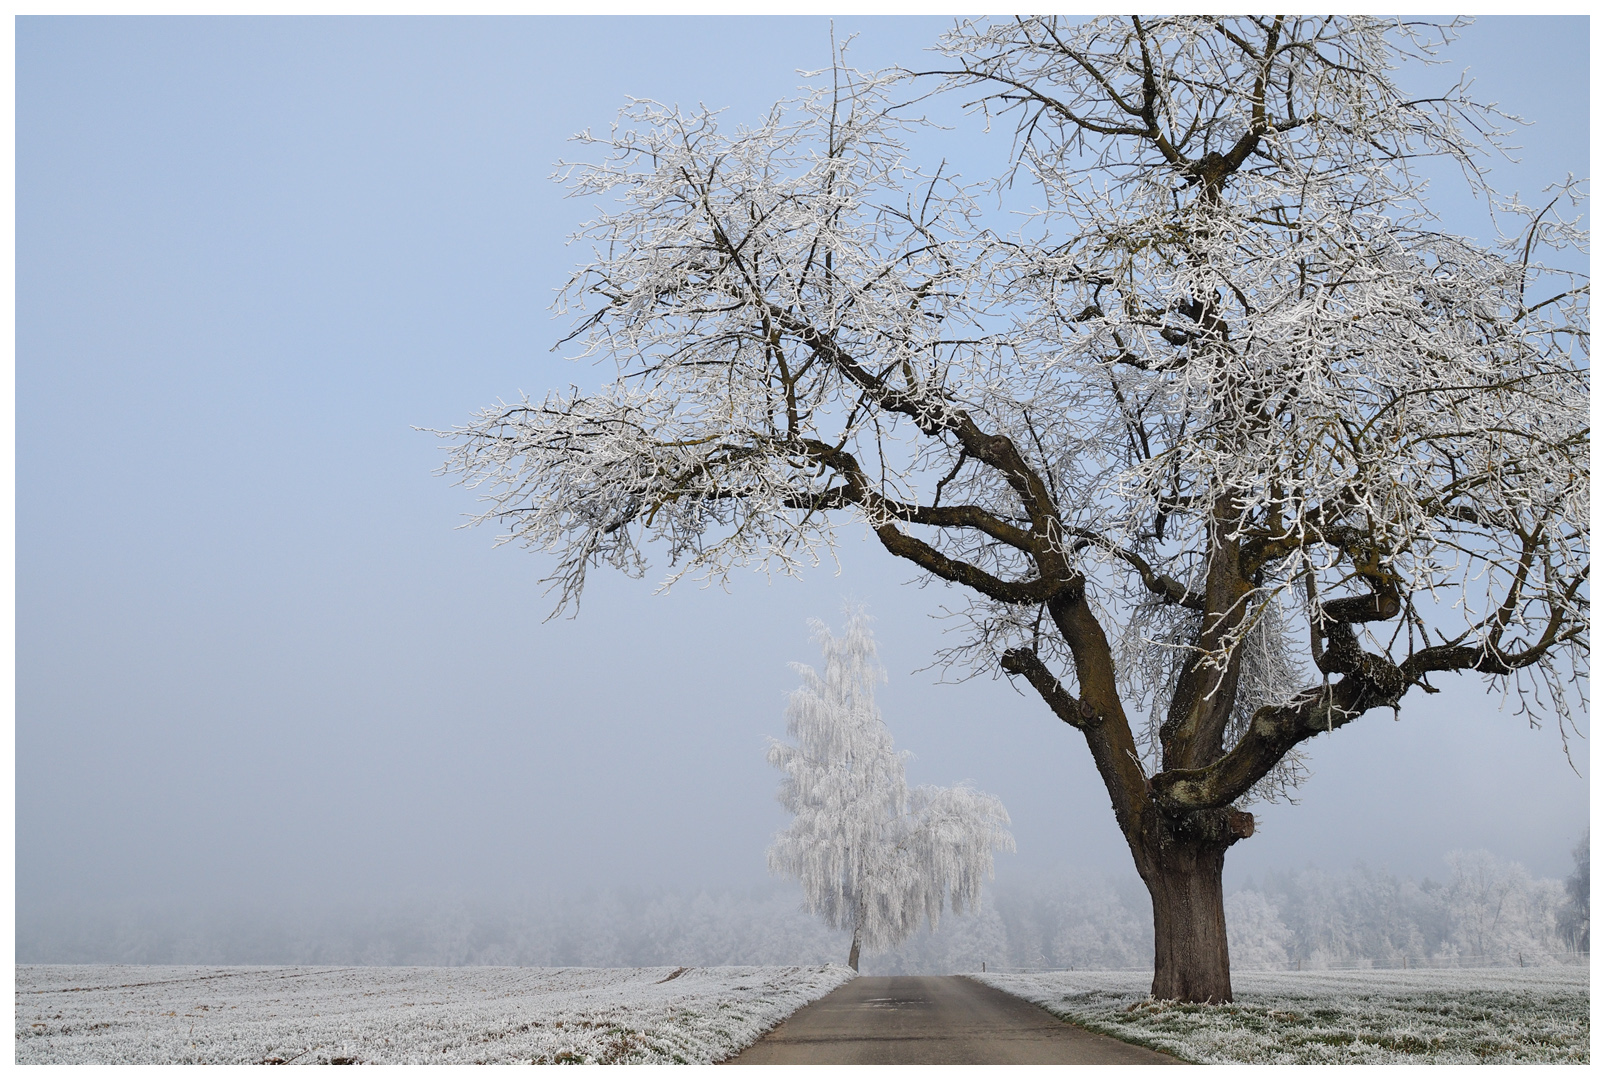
[15,963,855,1064]
[972,967,1589,1064]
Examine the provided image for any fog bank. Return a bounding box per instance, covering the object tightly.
[20,846,1586,975]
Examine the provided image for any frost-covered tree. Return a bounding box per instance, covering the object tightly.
[1047,878,1153,971]
[1440,849,1574,965]
[765,609,1013,970]
[1557,830,1589,953]
[1223,890,1292,971]
[1444,850,1530,962]
[442,17,1588,1002]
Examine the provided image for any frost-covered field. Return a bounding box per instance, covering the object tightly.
[973,967,1589,1064]
[16,963,854,1064]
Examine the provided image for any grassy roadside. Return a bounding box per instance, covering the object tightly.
[971,967,1589,1064]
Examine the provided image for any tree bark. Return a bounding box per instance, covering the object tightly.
[847,924,862,972]
[1141,837,1233,1002]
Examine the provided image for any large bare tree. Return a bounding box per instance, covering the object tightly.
[442,17,1588,1002]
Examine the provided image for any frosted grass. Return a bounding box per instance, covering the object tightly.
[16,963,855,1064]
[973,967,1589,1064]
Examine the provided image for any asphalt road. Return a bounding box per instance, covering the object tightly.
[725,975,1180,1065]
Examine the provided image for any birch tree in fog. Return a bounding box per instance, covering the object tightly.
[443,16,1588,1002]
[766,609,1014,970]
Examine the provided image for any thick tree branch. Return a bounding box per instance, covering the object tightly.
[772,306,1068,548]
[795,437,1063,606]
[1000,646,1091,729]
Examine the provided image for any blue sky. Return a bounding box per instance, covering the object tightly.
[16,17,1590,921]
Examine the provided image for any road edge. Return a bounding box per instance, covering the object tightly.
[956,974,1192,1064]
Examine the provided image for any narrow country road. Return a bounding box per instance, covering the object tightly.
[725,975,1180,1065]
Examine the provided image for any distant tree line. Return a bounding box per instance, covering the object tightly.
[20,838,1585,973]
[1225,846,1587,971]
[889,843,1588,973]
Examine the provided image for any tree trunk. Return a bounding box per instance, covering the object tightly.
[1144,840,1232,1002]
[847,924,862,972]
